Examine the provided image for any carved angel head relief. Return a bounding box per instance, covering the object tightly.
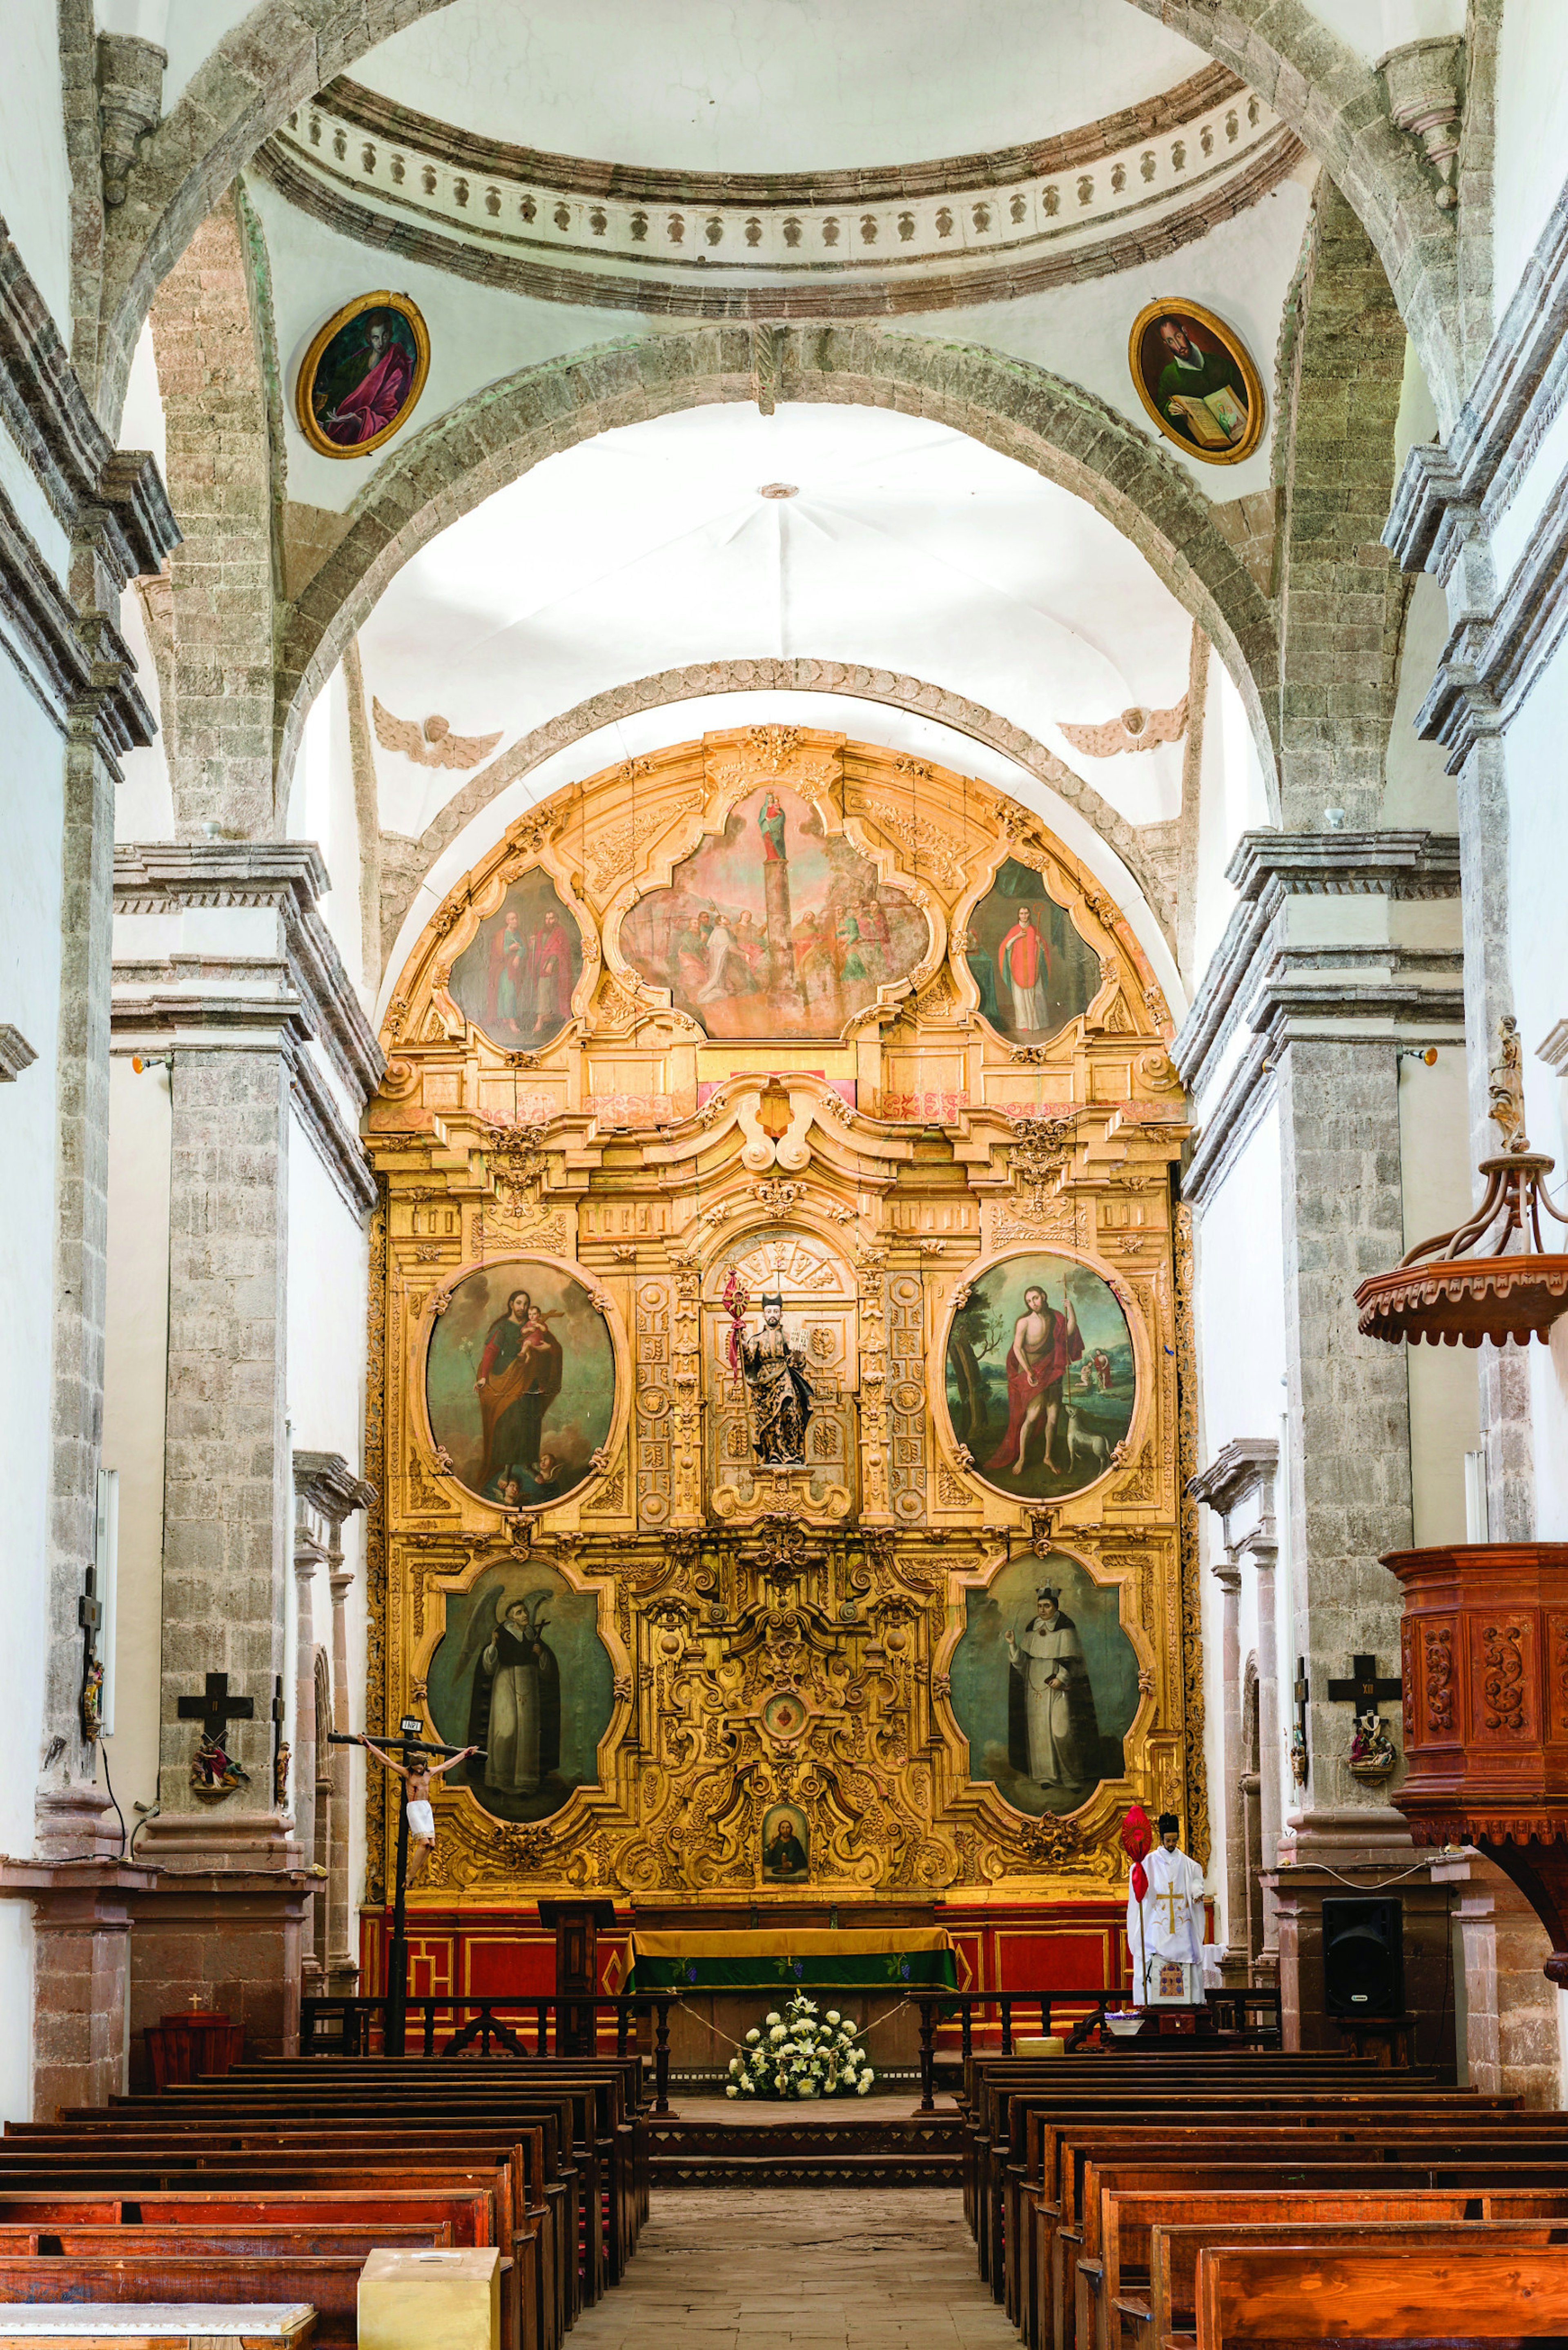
[618,784,928,1041]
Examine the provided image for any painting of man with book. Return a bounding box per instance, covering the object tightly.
[1129,301,1263,466]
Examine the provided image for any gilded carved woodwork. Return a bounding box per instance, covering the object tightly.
[363,728,1198,1904]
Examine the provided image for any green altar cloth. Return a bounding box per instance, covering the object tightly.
[624,1926,957,1994]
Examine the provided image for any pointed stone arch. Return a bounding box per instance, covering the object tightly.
[92,0,1464,433]
[274,323,1282,828]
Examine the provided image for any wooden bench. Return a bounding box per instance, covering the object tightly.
[0,2256,371,2347]
[1193,2242,1568,2346]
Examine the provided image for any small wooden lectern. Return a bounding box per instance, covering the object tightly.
[537,1898,616,2056]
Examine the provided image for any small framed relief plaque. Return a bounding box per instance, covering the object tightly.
[1128,299,1264,466]
[295,291,430,458]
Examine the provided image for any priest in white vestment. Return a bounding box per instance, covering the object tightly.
[1127,1812,1206,2004]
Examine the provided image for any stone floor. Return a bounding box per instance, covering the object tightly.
[571,2188,1018,2349]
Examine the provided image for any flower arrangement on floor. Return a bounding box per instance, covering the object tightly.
[725,1993,877,2099]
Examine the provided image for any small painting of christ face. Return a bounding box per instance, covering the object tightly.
[762,1803,810,1880]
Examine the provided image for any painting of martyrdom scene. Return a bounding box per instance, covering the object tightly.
[295,293,429,458]
[618,784,928,1040]
[949,1551,1139,1818]
[1128,298,1263,466]
[427,1563,614,1824]
[762,1802,810,1882]
[447,870,584,1053]
[425,1259,617,1508]
[946,1250,1135,1502]
[962,857,1102,1049]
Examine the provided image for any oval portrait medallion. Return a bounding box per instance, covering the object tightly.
[295,292,430,458]
[425,1257,619,1507]
[944,1249,1135,1502]
[1128,298,1264,466]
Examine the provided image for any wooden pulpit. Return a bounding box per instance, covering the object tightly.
[537,1898,616,2056]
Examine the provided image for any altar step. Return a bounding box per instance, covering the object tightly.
[647,2114,964,2189]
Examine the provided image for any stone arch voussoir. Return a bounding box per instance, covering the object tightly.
[374,657,1184,971]
[275,323,1283,834]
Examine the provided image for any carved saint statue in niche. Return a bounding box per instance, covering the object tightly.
[739,1294,814,1463]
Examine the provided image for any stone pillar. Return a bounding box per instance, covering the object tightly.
[1209,1557,1247,1987]
[293,1453,373,2002]
[1192,1440,1282,1983]
[111,845,381,2054]
[327,1551,358,1994]
[291,1548,319,1927]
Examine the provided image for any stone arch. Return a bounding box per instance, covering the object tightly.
[91,0,1464,431]
[276,323,1282,817]
[372,657,1185,976]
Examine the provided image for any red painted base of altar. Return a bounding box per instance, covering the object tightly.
[359,1894,1137,2055]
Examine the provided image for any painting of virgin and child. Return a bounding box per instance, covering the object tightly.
[618,785,928,1041]
[448,871,584,1051]
[425,1259,618,1508]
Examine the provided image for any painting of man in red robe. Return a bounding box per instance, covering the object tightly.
[986,1284,1082,1477]
[303,302,424,454]
[474,1288,564,1488]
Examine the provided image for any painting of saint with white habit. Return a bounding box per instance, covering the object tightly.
[1006,1582,1102,1797]
[456,1589,561,1801]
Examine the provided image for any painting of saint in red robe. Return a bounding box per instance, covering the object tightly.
[298,296,428,458]
[963,859,1101,1045]
[448,869,584,1050]
[946,1250,1135,1501]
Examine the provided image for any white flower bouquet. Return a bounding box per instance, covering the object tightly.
[724,1993,877,2101]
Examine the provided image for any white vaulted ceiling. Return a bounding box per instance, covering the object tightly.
[353,401,1197,843]
[351,0,1207,174]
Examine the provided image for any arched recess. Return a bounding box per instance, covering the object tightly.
[373,660,1185,975]
[275,323,1281,815]
[91,0,1463,432]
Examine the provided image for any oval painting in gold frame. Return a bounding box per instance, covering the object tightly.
[294,291,430,459]
[1128,298,1264,467]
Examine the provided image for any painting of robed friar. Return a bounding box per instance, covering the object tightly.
[949,1552,1139,1818]
[618,785,928,1042]
[945,1250,1135,1503]
[425,1259,617,1507]
[448,870,584,1051]
[295,294,429,458]
[962,858,1102,1047]
[762,1802,810,1880]
[428,1565,614,1824]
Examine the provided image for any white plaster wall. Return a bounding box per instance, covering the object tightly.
[0,1906,37,2128]
[1305,0,1463,53]
[285,1130,371,1913]
[289,668,364,993]
[0,0,73,339]
[99,1054,172,1822]
[0,673,64,1849]
[1396,1047,1480,1546]
[1492,5,1568,329]
[1501,637,1568,1541]
[1192,648,1270,977]
[1383,575,1457,827]
[114,586,174,842]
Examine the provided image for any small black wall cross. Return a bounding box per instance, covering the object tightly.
[177,1672,255,1746]
[1325,1652,1403,1713]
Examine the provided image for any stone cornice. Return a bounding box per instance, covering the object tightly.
[112,842,384,1107]
[0,1025,37,1081]
[258,74,1301,318]
[0,216,175,578]
[293,1450,376,1522]
[0,482,155,766]
[1413,463,1568,768]
[1190,1436,1279,1521]
[287,1035,379,1215]
[1173,829,1462,1094]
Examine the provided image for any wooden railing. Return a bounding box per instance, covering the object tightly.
[301,1981,1283,2114]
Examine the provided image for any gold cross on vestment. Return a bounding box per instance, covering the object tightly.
[1152,1884,1187,1935]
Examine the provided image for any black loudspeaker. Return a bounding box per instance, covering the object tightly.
[1322,1895,1404,2017]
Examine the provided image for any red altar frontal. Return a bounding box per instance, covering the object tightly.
[360,1895,1140,2058]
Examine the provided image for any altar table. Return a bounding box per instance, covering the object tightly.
[624,1925,957,1994]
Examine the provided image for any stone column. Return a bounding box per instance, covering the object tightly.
[293,1454,373,2002]
[1209,1556,1247,1987]
[291,1547,319,1931]
[327,1551,358,1993]
[1192,1440,1282,1983]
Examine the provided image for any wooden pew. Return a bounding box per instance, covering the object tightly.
[0,2305,316,2350]
[1133,2214,1568,2350]
[1193,2241,1568,2346]
[0,2252,376,2346]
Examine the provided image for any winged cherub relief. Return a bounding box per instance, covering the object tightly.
[372,698,503,770]
[1058,696,1189,758]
